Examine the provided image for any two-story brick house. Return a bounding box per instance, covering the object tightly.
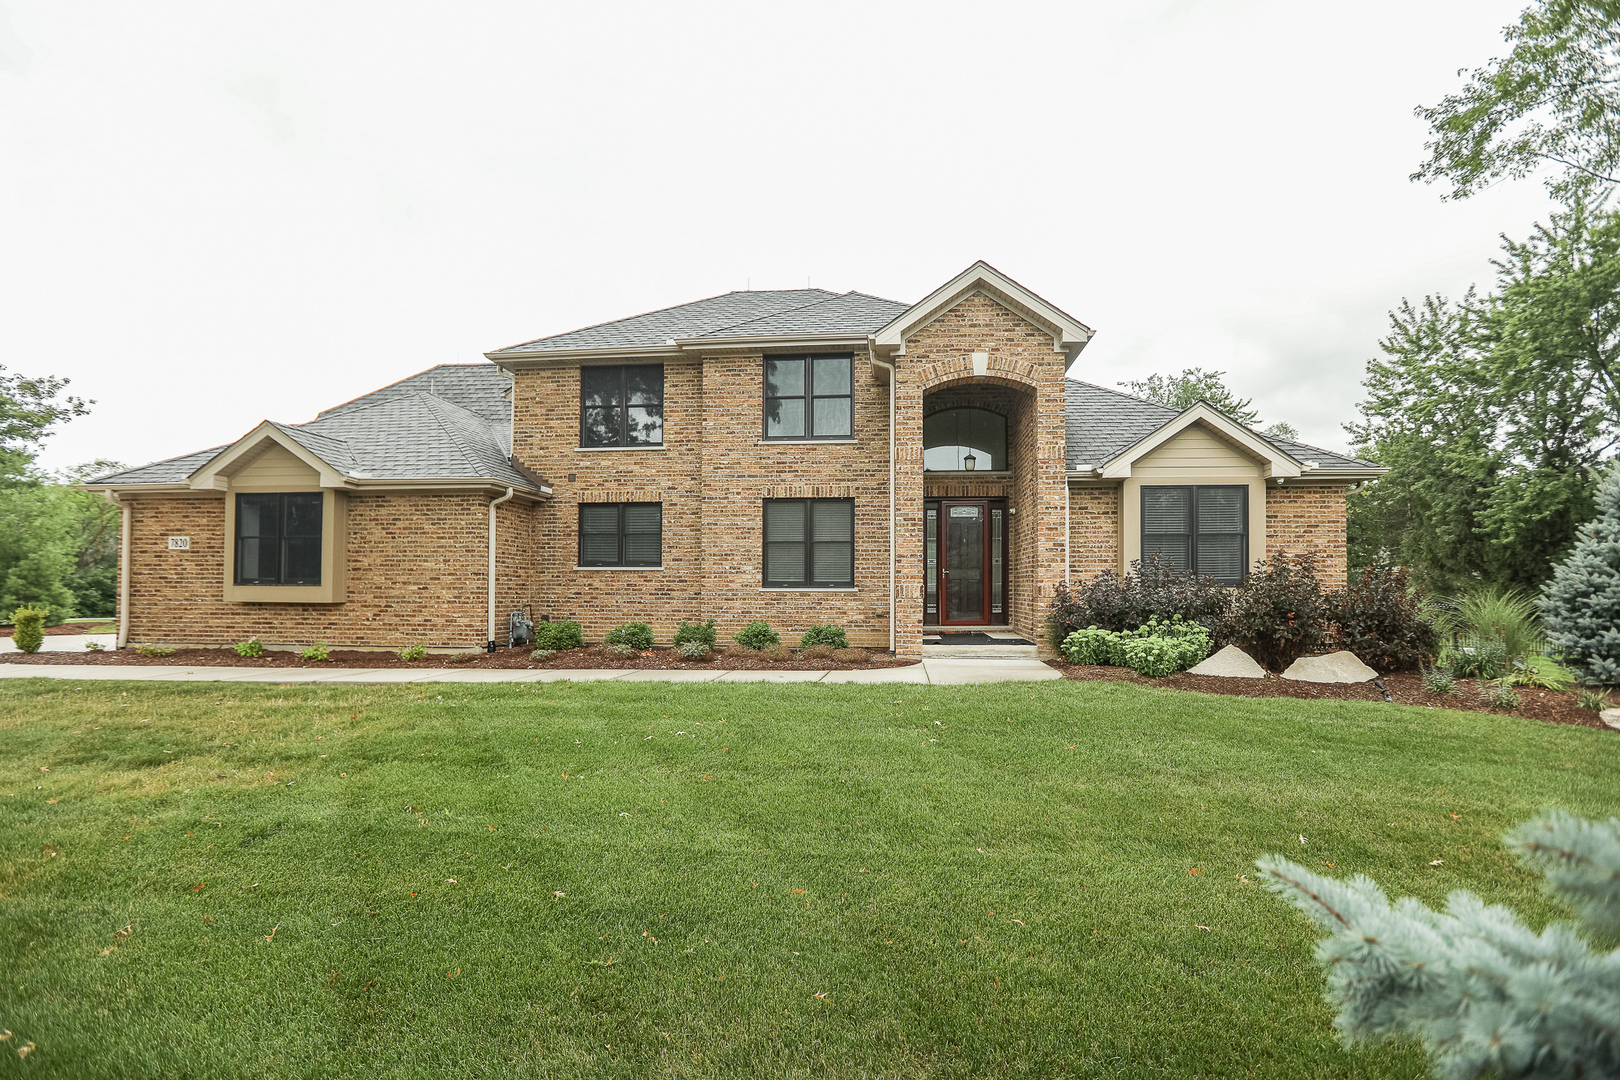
[86,262,1381,658]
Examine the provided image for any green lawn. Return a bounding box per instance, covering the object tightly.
[0,678,1612,1079]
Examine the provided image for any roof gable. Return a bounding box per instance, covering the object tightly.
[873,261,1093,361]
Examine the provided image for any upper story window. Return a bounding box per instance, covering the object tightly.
[235,492,323,585]
[764,354,852,439]
[581,365,664,447]
[1142,485,1247,585]
[924,408,1007,471]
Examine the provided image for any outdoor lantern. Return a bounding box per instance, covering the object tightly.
[962,451,977,471]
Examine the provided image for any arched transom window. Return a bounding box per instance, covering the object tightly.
[923,408,1007,471]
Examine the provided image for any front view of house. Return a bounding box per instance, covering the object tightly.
[87,262,1381,658]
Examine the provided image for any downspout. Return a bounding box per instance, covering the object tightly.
[106,492,130,650]
[872,357,897,656]
[487,487,515,650]
[1063,475,1071,588]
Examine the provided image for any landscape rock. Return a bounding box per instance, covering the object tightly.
[1281,651,1379,684]
[1188,645,1268,679]
[1600,708,1620,732]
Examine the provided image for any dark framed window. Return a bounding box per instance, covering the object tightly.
[581,365,664,447]
[235,492,323,586]
[923,407,1007,471]
[1141,485,1247,585]
[579,503,662,567]
[763,499,854,587]
[764,354,852,439]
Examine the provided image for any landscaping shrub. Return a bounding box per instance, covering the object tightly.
[673,619,717,649]
[1445,639,1508,680]
[1540,461,1620,686]
[84,640,104,652]
[1060,617,1209,676]
[532,620,584,652]
[676,641,711,660]
[799,624,848,650]
[1118,636,1183,678]
[1575,687,1611,711]
[1433,585,1544,662]
[1060,627,1115,666]
[134,644,174,658]
[1221,552,1328,671]
[301,642,330,662]
[800,643,836,661]
[1325,565,1438,672]
[1048,554,1229,648]
[601,643,638,659]
[8,606,45,654]
[234,637,265,658]
[830,647,869,663]
[1480,678,1522,710]
[1508,656,1575,691]
[733,621,780,650]
[1419,665,1459,695]
[398,643,427,661]
[530,649,555,661]
[605,622,654,651]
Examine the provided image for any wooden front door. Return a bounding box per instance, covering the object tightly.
[925,499,1007,625]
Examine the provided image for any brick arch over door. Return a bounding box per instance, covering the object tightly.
[917,361,1042,395]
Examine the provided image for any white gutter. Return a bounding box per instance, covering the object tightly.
[487,487,515,649]
[107,492,130,649]
[872,356,897,656]
[1063,477,1071,587]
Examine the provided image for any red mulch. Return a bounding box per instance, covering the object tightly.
[1045,660,1610,730]
[0,644,914,672]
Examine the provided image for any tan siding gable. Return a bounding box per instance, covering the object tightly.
[232,444,321,489]
[1133,424,1260,478]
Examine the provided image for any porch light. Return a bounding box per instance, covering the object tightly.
[962,451,977,471]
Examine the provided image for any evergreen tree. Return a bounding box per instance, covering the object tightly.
[1541,460,1620,685]
[1260,812,1620,1080]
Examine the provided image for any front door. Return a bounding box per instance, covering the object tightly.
[925,499,1007,625]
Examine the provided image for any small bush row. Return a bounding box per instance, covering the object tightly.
[1060,616,1212,678]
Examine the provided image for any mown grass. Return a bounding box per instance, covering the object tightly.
[0,678,1613,1079]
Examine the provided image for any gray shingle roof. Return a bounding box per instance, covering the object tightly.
[1063,379,1378,473]
[488,289,911,354]
[87,364,536,490]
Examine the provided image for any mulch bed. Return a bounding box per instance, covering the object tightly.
[1045,660,1611,730]
[0,644,915,672]
[0,623,120,637]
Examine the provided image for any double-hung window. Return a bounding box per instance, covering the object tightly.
[235,492,323,585]
[1141,485,1247,584]
[764,354,852,439]
[581,365,664,447]
[763,499,854,587]
[579,503,662,567]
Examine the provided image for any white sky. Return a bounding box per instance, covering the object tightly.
[2,0,1556,475]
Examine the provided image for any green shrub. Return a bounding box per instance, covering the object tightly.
[84,640,104,652]
[532,620,584,652]
[1508,656,1575,690]
[134,644,174,658]
[1119,636,1182,678]
[1445,639,1508,680]
[1326,566,1438,672]
[1575,687,1612,711]
[8,606,46,653]
[1061,627,1117,666]
[1541,461,1620,685]
[1434,585,1544,662]
[733,621,780,650]
[605,622,655,651]
[234,637,265,658]
[1419,665,1460,695]
[1480,678,1522,710]
[677,641,712,660]
[398,643,427,661]
[601,643,638,659]
[530,649,555,661]
[1221,552,1328,671]
[799,624,848,650]
[301,642,330,662]
[673,619,717,648]
[1047,553,1229,649]
[1139,615,1212,671]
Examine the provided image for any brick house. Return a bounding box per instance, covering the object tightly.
[86,262,1381,658]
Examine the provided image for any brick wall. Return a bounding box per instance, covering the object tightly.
[125,491,522,649]
[1265,483,1348,586]
[1068,484,1120,580]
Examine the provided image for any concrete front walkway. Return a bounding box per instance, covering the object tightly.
[0,657,1059,685]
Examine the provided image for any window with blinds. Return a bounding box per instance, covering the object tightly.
[1140,485,1247,584]
[763,498,854,587]
[578,503,662,567]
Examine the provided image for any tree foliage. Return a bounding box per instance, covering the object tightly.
[1259,812,1620,1080]
[1540,459,1620,684]
[1347,203,1620,591]
[0,364,89,481]
[1414,0,1620,201]
[1119,367,1301,440]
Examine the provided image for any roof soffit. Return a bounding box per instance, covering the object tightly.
[872,261,1094,361]
[1098,403,1306,480]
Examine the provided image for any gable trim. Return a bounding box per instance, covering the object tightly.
[1097,403,1306,480]
[871,261,1093,361]
[188,422,354,491]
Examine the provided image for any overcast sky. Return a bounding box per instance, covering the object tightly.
[2,0,1557,475]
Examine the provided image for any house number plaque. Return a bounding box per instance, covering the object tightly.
[167,536,191,550]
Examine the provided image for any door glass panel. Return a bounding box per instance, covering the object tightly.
[945,504,984,622]
[991,509,1003,616]
[925,508,938,618]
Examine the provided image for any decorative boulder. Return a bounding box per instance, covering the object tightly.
[1281,651,1379,684]
[1188,645,1268,678]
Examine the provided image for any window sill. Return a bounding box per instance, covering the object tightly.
[574,565,665,571]
[760,586,857,592]
[758,438,857,445]
[574,445,667,452]
[925,470,1012,478]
